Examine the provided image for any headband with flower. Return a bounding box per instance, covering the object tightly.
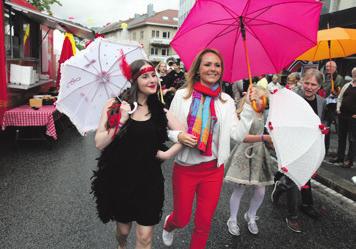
[119,50,155,82]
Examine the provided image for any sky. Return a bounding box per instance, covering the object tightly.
[51,0,180,27]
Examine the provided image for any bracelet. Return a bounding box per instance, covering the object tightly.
[260,134,264,142]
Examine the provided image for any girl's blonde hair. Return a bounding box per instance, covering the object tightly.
[184,48,225,102]
[236,86,268,119]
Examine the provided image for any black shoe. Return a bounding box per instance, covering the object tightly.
[300,205,320,219]
[286,217,302,233]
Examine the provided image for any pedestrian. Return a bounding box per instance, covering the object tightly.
[271,68,326,232]
[267,74,282,93]
[285,72,303,95]
[161,61,185,108]
[222,81,234,98]
[161,48,259,248]
[156,61,167,78]
[331,67,356,168]
[225,86,277,236]
[91,59,183,249]
[323,61,345,154]
[156,61,168,103]
[323,60,345,96]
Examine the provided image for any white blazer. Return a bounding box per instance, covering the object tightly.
[168,88,255,167]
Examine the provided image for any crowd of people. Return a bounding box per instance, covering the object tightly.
[90,48,355,249]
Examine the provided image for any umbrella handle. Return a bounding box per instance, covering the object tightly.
[128,102,138,114]
[251,96,267,113]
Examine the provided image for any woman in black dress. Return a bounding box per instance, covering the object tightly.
[92,59,183,249]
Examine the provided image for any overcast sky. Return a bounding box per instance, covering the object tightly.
[51,0,179,27]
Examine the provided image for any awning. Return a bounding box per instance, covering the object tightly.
[5,0,94,39]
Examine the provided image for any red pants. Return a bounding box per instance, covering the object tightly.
[164,160,224,249]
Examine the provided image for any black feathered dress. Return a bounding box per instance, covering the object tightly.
[91,96,168,226]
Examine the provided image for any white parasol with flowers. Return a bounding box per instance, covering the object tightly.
[56,38,146,135]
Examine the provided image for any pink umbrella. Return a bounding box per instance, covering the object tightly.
[171,0,322,82]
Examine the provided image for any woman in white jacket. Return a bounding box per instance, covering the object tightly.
[161,48,258,249]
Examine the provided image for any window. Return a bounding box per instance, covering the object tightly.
[152,30,160,38]
[152,30,159,38]
[132,32,136,40]
[162,48,169,56]
[150,47,158,55]
[162,16,169,20]
[140,31,144,39]
[162,32,170,39]
[173,17,178,22]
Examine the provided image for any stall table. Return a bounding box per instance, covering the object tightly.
[2,105,59,140]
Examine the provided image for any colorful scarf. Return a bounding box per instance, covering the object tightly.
[187,82,221,156]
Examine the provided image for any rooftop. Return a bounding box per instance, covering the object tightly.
[100,9,178,34]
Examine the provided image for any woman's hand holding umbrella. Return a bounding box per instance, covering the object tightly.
[119,101,132,124]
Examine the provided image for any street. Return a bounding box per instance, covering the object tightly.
[0,127,355,249]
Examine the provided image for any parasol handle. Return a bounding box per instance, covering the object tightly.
[128,102,138,114]
[115,96,138,114]
[251,96,268,113]
[240,17,266,113]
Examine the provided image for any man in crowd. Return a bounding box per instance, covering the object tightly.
[268,74,282,93]
[323,61,345,155]
[161,60,185,108]
[272,69,326,233]
[323,61,345,96]
[331,67,356,168]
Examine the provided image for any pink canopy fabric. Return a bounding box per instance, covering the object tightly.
[171,0,322,82]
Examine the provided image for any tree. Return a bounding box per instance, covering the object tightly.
[27,0,62,15]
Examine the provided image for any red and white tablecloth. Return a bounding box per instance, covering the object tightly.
[2,105,58,140]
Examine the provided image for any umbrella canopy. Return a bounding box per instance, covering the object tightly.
[55,38,146,135]
[297,27,356,61]
[266,88,325,188]
[171,0,322,82]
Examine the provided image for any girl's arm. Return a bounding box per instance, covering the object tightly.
[244,134,272,145]
[156,143,183,160]
[95,99,130,150]
[228,97,255,143]
[156,109,186,160]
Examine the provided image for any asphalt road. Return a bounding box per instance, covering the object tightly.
[0,127,355,249]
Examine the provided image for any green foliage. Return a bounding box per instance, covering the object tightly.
[27,0,62,15]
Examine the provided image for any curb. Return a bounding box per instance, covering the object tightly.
[315,167,356,201]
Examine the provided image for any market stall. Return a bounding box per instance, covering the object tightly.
[0,0,94,139]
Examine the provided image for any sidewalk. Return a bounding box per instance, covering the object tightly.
[317,128,356,201]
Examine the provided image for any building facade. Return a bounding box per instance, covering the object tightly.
[178,0,195,26]
[100,5,178,63]
[324,0,356,12]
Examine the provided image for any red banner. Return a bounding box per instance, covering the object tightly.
[0,1,8,123]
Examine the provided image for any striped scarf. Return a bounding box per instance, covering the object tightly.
[187,82,221,156]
